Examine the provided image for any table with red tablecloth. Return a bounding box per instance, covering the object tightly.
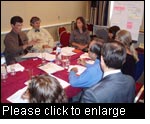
[1,52,83,103]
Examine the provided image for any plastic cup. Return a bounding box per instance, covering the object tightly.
[61,55,70,69]
[10,65,16,76]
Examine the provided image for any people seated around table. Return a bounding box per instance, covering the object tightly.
[27,16,54,51]
[69,16,91,51]
[69,41,103,88]
[80,41,135,103]
[4,16,38,65]
[22,74,68,103]
[115,30,139,78]
[108,25,120,40]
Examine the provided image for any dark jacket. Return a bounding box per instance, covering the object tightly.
[121,54,136,78]
[4,30,28,65]
[80,72,135,103]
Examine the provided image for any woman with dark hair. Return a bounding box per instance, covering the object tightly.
[69,41,103,88]
[22,74,68,103]
[108,25,120,40]
[69,16,90,51]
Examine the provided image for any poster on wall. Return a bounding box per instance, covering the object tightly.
[110,1,144,41]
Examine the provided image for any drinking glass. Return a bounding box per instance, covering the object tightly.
[61,55,70,69]
[1,73,7,82]
[41,49,46,64]
[10,65,16,76]
[1,65,8,82]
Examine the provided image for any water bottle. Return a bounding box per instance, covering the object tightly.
[1,54,8,81]
[55,43,61,65]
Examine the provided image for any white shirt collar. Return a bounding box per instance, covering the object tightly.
[103,69,121,78]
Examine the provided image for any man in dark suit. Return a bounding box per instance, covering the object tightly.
[80,41,135,103]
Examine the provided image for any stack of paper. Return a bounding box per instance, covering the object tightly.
[68,65,87,75]
[37,52,56,61]
[80,53,91,59]
[61,47,76,56]
[21,53,40,58]
[38,62,64,74]
[7,63,25,73]
[22,52,56,62]
[7,86,29,103]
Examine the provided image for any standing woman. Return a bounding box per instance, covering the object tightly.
[115,30,139,78]
[69,17,90,51]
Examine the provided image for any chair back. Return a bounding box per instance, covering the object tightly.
[87,23,93,32]
[60,32,70,47]
[58,27,67,40]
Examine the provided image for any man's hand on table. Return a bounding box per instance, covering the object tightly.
[70,67,78,73]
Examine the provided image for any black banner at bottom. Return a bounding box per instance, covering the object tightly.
[0,103,145,119]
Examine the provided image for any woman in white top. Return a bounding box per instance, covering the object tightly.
[27,16,54,51]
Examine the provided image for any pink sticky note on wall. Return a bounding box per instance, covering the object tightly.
[114,6,125,11]
[127,22,133,29]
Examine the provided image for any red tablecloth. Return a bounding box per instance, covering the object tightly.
[1,52,83,103]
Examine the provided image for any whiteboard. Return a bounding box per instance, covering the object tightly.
[110,1,144,41]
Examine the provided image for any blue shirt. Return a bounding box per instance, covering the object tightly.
[69,59,103,88]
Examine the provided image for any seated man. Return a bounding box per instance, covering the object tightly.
[68,40,103,102]
[4,16,37,65]
[69,41,103,88]
[80,41,135,103]
[27,16,54,51]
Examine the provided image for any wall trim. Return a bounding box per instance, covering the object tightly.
[1,18,89,35]
[1,21,71,35]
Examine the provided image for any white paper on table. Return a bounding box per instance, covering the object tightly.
[86,60,95,65]
[24,75,70,89]
[21,53,40,58]
[7,86,29,103]
[80,53,91,59]
[68,65,87,75]
[24,79,31,85]
[7,63,25,73]
[61,47,76,56]
[38,62,64,74]
[50,75,70,88]
[37,52,56,61]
